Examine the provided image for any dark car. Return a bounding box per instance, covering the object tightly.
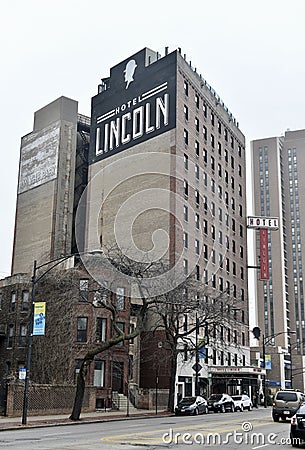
[290,404,305,447]
[207,393,235,413]
[175,396,208,415]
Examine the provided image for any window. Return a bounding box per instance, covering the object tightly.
[129,323,135,343]
[238,184,242,197]
[74,360,82,383]
[196,265,200,281]
[238,164,242,177]
[79,279,89,301]
[116,322,125,346]
[195,190,200,205]
[211,134,215,148]
[96,318,107,342]
[184,80,188,96]
[184,180,188,197]
[240,267,244,280]
[195,93,200,108]
[195,117,200,132]
[203,125,207,141]
[94,360,105,387]
[77,317,88,342]
[224,128,228,142]
[195,164,199,180]
[232,218,236,233]
[224,149,228,163]
[218,141,222,156]
[203,102,207,118]
[21,290,29,312]
[211,156,215,171]
[230,135,234,149]
[183,232,188,249]
[203,219,208,234]
[203,244,208,259]
[218,121,222,134]
[195,213,199,229]
[203,148,207,164]
[19,324,27,347]
[0,292,2,310]
[8,325,14,348]
[9,292,16,312]
[184,153,188,170]
[195,140,200,157]
[211,225,215,239]
[184,104,189,121]
[183,259,188,275]
[231,155,235,169]
[184,205,188,222]
[184,129,188,145]
[239,204,243,217]
[195,239,200,255]
[231,176,235,190]
[116,287,125,310]
[211,112,215,126]
[218,163,222,177]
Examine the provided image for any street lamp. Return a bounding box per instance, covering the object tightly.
[21,250,102,425]
[260,330,296,408]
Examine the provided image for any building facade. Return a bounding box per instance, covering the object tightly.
[250,130,305,393]
[85,47,253,401]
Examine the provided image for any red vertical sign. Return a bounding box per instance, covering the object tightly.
[260,228,269,280]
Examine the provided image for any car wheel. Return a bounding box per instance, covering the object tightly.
[221,404,226,413]
[273,414,279,422]
[230,404,235,412]
[194,407,199,415]
[290,433,300,448]
[205,406,209,414]
[248,404,252,411]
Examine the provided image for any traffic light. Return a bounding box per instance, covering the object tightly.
[252,326,261,339]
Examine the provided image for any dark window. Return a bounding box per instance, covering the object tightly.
[21,290,29,312]
[195,93,200,109]
[96,318,107,342]
[184,205,188,222]
[19,324,27,346]
[77,317,88,342]
[116,287,125,310]
[203,125,207,141]
[184,129,188,145]
[195,140,200,157]
[8,325,14,348]
[184,80,189,96]
[9,292,16,312]
[116,322,125,346]
[184,104,189,120]
[79,279,89,301]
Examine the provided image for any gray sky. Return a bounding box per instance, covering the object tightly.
[1,0,305,277]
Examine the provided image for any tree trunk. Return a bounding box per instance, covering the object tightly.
[167,348,178,412]
[70,365,86,420]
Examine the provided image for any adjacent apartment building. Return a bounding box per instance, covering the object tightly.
[250,129,305,393]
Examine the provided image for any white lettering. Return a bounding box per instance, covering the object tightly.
[132,106,144,139]
[156,94,169,129]
[145,103,155,133]
[109,118,120,150]
[121,113,131,144]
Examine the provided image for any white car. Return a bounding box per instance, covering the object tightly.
[231,394,253,411]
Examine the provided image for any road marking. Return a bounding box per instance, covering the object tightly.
[252,445,269,449]
[100,419,275,444]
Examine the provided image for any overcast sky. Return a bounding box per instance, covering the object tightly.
[1,0,305,277]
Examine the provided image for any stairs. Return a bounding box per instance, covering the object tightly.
[113,393,139,413]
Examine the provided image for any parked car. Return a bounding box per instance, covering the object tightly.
[175,396,208,415]
[272,389,305,422]
[207,394,235,413]
[231,394,253,412]
[290,404,305,447]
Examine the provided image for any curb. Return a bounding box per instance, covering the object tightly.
[0,411,172,432]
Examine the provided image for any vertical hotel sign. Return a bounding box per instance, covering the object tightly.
[33,302,46,336]
[247,216,279,282]
[260,229,269,280]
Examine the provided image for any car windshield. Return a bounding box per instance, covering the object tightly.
[276,392,297,401]
[232,396,242,400]
[209,394,222,401]
[179,397,196,405]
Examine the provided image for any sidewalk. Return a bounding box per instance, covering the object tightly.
[0,408,170,431]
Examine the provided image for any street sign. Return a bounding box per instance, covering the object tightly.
[192,363,202,373]
[19,368,26,380]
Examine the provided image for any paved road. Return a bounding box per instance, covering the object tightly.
[0,408,299,449]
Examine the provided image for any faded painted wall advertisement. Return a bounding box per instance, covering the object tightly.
[18,122,60,194]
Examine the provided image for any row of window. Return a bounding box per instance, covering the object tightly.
[183,153,243,195]
[183,231,244,260]
[183,81,242,157]
[183,259,245,285]
[76,317,135,344]
[183,129,243,177]
[0,290,29,313]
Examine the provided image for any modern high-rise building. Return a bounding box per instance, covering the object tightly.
[250,129,305,393]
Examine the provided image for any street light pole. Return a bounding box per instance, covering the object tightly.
[262,334,267,408]
[22,260,37,425]
[195,313,199,396]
